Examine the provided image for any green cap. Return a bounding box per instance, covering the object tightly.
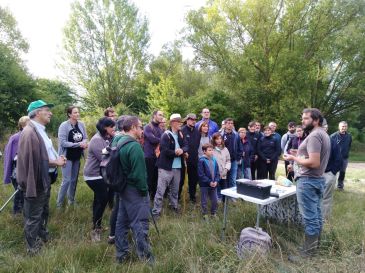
[27,100,54,113]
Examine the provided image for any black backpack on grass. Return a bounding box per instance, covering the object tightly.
[100,139,134,193]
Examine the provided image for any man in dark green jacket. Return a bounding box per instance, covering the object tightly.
[113,116,154,264]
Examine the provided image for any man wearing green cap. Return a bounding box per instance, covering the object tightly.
[17,100,66,254]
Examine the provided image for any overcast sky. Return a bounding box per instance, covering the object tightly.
[0,0,205,79]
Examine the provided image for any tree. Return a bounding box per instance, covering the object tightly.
[0,7,35,137]
[185,0,365,129]
[33,79,76,136]
[61,0,150,109]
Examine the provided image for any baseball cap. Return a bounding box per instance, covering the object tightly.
[27,100,54,113]
[185,113,197,120]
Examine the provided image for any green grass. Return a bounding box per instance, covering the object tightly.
[349,141,365,162]
[0,160,364,273]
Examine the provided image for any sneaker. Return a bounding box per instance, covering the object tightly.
[202,215,209,221]
[107,236,115,244]
[91,229,101,242]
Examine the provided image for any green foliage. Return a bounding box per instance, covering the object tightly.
[0,160,364,272]
[185,0,365,130]
[61,0,150,110]
[33,79,76,136]
[0,7,35,138]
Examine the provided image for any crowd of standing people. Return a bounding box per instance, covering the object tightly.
[2,100,352,263]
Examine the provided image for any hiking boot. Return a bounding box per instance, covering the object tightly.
[107,235,115,244]
[91,229,101,242]
[288,234,319,263]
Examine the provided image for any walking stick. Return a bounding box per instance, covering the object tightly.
[182,159,188,213]
[0,189,19,214]
[149,208,160,237]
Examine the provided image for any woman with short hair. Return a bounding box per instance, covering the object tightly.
[84,117,116,242]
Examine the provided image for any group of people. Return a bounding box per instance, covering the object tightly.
[2,100,352,263]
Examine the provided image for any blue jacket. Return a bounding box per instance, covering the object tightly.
[330,132,352,159]
[238,139,253,167]
[198,156,220,187]
[325,137,343,175]
[156,130,189,171]
[257,135,281,161]
[247,131,260,159]
[195,118,219,137]
[143,121,163,158]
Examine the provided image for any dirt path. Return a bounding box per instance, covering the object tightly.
[347,162,365,169]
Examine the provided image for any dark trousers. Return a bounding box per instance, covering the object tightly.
[145,157,158,200]
[217,178,227,200]
[11,178,24,214]
[284,160,294,181]
[23,189,50,252]
[250,159,259,180]
[86,179,109,229]
[257,159,278,180]
[179,162,199,201]
[200,187,218,215]
[109,193,119,237]
[115,186,152,261]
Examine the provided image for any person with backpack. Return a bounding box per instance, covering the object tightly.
[198,143,220,219]
[56,106,88,208]
[152,114,189,217]
[112,115,154,264]
[143,110,164,200]
[83,117,116,242]
[3,116,30,215]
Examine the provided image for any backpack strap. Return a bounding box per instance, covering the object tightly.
[116,138,136,151]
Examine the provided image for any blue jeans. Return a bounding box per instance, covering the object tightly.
[228,160,238,188]
[296,177,325,236]
[56,159,80,207]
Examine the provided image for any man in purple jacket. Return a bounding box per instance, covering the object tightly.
[3,116,30,214]
[143,110,164,200]
[195,108,219,137]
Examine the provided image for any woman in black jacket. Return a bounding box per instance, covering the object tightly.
[257,126,281,180]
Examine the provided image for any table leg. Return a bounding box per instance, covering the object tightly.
[255,204,260,228]
[221,196,228,240]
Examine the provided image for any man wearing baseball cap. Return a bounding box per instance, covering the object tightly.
[180,113,200,203]
[17,100,66,254]
[152,114,189,217]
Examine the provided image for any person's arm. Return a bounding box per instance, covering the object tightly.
[144,124,160,144]
[159,133,176,158]
[3,135,15,183]
[257,139,266,160]
[198,159,211,187]
[225,149,231,171]
[179,131,189,154]
[58,122,81,148]
[284,136,322,168]
[214,160,220,182]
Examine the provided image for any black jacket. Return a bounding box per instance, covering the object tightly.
[156,130,189,171]
[257,135,281,161]
[330,132,352,159]
[181,124,200,165]
[247,131,260,159]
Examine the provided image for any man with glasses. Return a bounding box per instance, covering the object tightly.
[17,100,66,254]
[113,116,154,264]
[152,114,188,217]
[195,108,219,137]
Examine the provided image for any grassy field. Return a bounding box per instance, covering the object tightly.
[349,142,365,162]
[0,160,364,273]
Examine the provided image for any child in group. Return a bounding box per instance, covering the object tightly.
[198,143,220,218]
